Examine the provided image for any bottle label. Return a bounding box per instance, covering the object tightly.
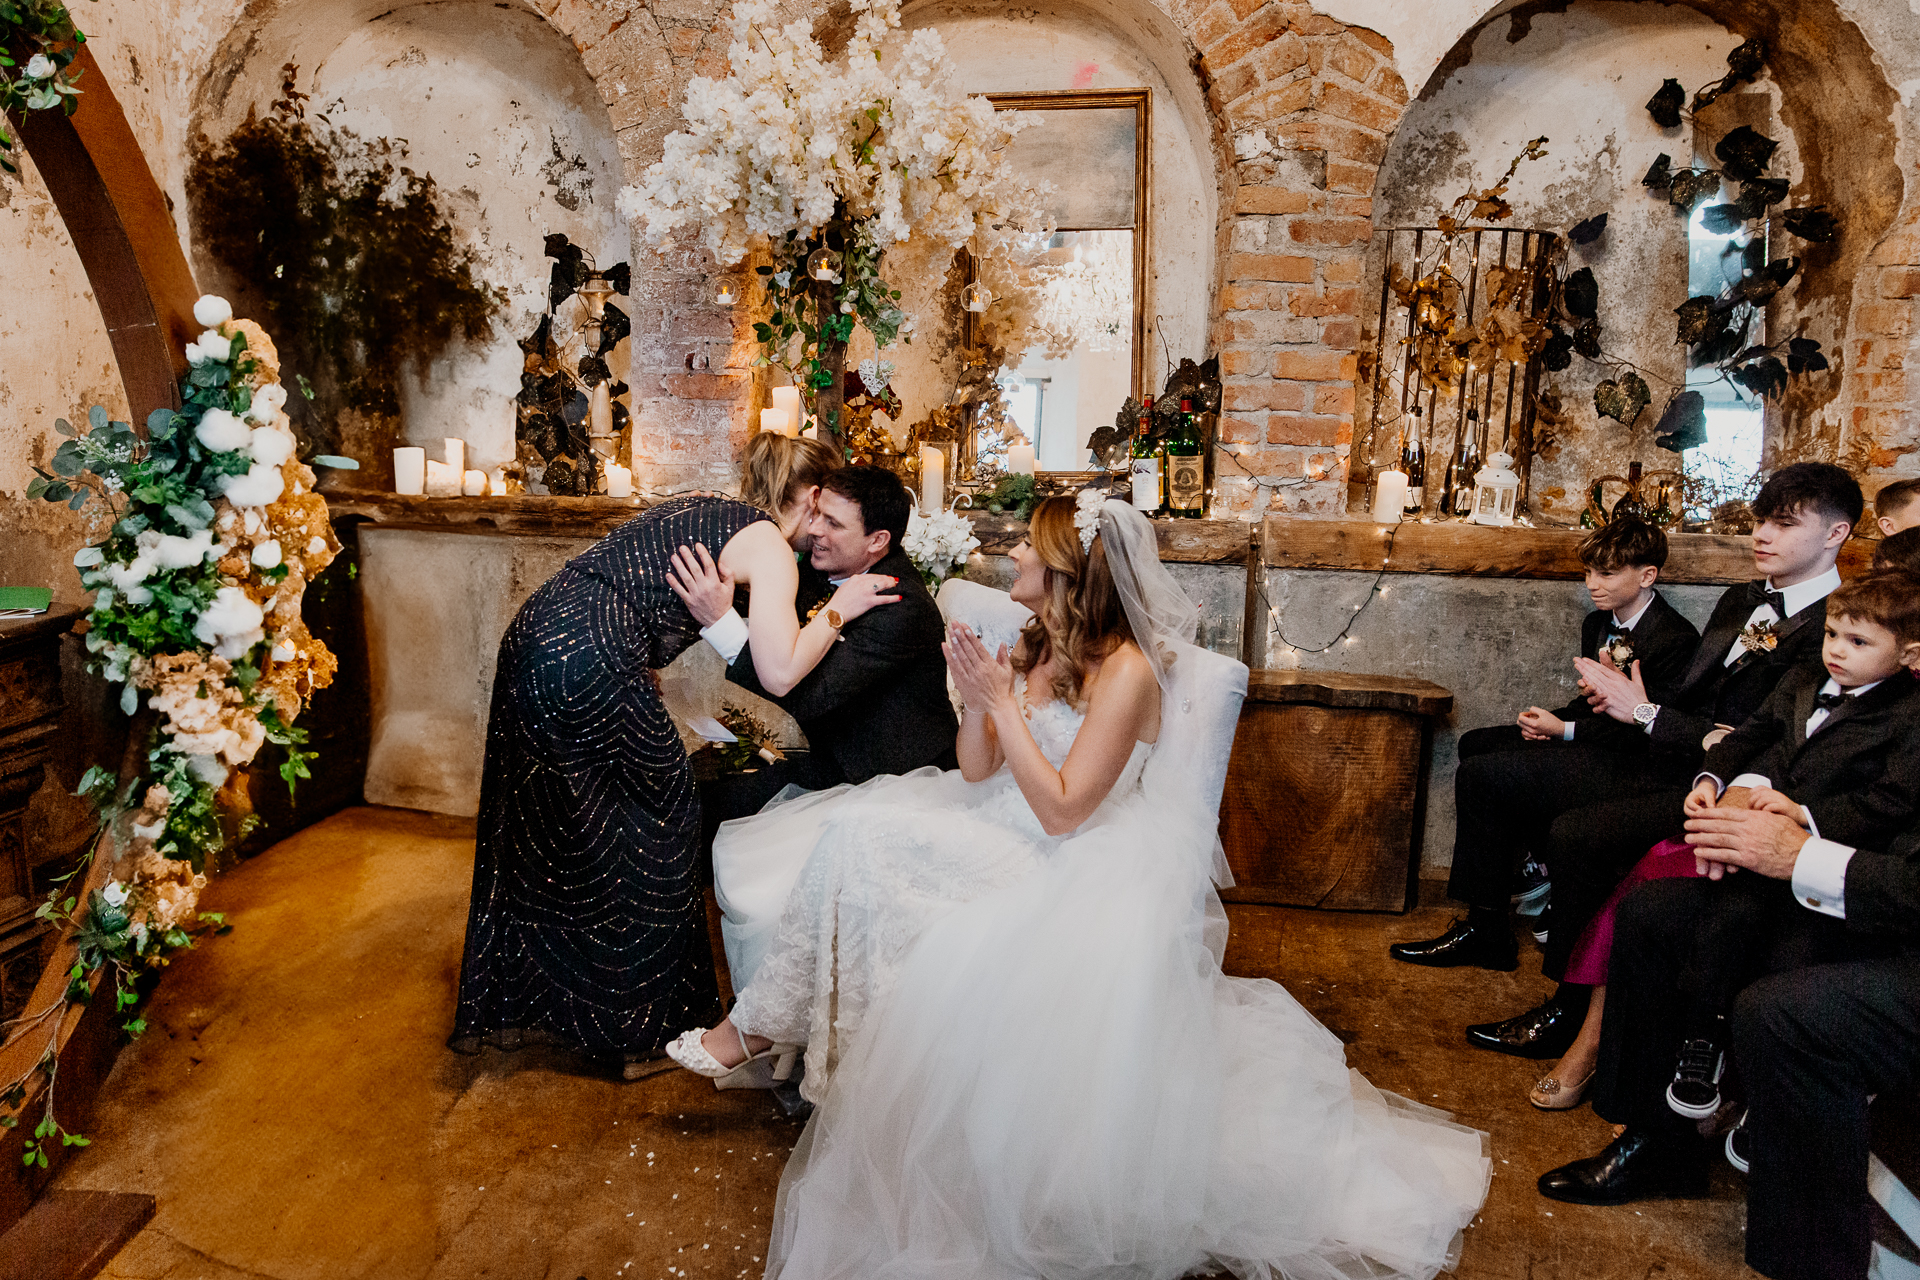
[1130,458,1161,511]
[1169,457,1204,511]
[1404,485,1423,512]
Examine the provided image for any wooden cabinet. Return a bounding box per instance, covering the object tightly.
[0,607,84,1021]
[1218,669,1452,913]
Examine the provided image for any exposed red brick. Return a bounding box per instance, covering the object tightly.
[1249,33,1309,81]
[1212,62,1258,107]
[1219,348,1265,376]
[1225,312,1324,344]
[1324,256,1365,283]
[1373,66,1411,105]
[1234,186,1313,215]
[1330,195,1375,218]
[1881,268,1920,299]
[1226,0,1268,19]
[1288,216,1375,246]
[1857,303,1915,337]
[1304,42,1326,77]
[1275,349,1348,381]
[1271,381,1310,412]
[667,372,745,400]
[1223,382,1276,412]
[1220,282,1283,310]
[1325,160,1379,194]
[1233,77,1313,123]
[1327,39,1377,85]
[1871,446,1914,468]
[1192,1,1244,51]
[1203,4,1292,70]
[1220,414,1268,443]
[1289,290,1345,318]
[1289,13,1348,35]
[1348,25,1395,56]
[1229,252,1316,282]
[1320,319,1359,348]
[1267,413,1347,445]
[1311,383,1355,416]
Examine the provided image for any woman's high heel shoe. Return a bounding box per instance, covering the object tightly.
[1529,1067,1595,1111]
[665,1029,799,1090]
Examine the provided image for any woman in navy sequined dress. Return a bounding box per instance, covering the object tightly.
[450,436,897,1072]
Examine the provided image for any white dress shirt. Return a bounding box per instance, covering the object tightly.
[700,576,853,665]
[1563,594,1657,740]
[1792,837,1853,919]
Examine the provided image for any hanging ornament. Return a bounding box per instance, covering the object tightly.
[962,282,992,313]
[715,281,736,306]
[807,247,837,281]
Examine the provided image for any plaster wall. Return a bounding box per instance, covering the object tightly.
[1265,568,1725,872]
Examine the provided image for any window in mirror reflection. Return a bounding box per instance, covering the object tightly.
[1008,229,1136,470]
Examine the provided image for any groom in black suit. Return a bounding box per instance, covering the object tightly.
[687,465,957,850]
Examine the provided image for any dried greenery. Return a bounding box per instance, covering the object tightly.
[189,65,505,458]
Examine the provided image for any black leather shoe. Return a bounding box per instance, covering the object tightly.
[1538,1128,1710,1205]
[1465,998,1581,1058]
[1388,917,1518,971]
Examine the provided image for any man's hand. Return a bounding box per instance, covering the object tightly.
[1516,706,1567,741]
[1572,656,1650,725]
[1685,806,1813,882]
[666,542,736,627]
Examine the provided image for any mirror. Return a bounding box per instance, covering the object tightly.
[980,90,1150,475]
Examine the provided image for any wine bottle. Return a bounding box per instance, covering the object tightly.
[1129,396,1163,515]
[1166,398,1206,518]
[1400,407,1425,516]
[1613,461,1648,523]
[1447,406,1481,517]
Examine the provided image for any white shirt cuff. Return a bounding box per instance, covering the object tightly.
[1562,721,1576,741]
[1695,771,1726,796]
[700,609,749,664]
[1730,772,1773,791]
[1790,838,1853,919]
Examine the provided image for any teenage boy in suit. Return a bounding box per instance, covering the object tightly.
[1874,476,1920,537]
[1393,462,1862,1060]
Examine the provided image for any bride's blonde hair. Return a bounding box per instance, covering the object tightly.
[1012,495,1136,704]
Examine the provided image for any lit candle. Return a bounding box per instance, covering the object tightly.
[462,468,488,496]
[771,386,803,427]
[425,459,461,497]
[760,407,792,437]
[1370,469,1408,523]
[443,437,465,476]
[1007,442,1036,476]
[920,445,944,514]
[604,462,633,498]
[590,383,613,437]
[394,447,425,495]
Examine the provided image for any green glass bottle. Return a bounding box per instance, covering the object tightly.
[1166,398,1206,518]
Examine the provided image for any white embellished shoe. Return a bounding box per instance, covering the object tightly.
[665,1028,798,1090]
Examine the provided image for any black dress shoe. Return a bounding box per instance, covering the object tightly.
[1538,1128,1710,1205]
[1465,998,1581,1059]
[1388,917,1518,971]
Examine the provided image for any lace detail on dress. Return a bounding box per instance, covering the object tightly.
[727,675,1153,1101]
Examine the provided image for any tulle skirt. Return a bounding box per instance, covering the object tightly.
[758,786,1492,1280]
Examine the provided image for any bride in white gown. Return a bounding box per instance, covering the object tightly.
[669,493,1492,1280]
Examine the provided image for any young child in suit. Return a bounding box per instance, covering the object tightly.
[1457,518,1698,761]
[1662,570,1920,1119]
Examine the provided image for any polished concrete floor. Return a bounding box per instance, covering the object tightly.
[53,806,1756,1280]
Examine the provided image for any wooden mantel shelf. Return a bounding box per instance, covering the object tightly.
[323,488,649,539]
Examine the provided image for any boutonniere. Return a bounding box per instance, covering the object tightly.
[1603,633,1636,669]
[1738,618,1779,655]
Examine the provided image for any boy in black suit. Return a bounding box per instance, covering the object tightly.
[1395,462,1861,1062]
[1656,571,1920,1119]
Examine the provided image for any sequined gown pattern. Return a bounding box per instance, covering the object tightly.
[451,495,766,1061]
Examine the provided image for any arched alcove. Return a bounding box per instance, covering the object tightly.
[189,0,630,474]
[1361,0,1903,520]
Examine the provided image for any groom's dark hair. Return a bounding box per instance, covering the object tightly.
[822,466,912,553]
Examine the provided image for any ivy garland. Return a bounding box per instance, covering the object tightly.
[0,0,92,175]
[3,297,348,1163]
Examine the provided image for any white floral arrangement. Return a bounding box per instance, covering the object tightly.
[903,506,980,586]
[11,295,346,1162]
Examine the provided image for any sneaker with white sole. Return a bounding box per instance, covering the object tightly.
[1666,1036,1726,1119]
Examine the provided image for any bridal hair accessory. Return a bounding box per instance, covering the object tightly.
[1074,488,1105,553]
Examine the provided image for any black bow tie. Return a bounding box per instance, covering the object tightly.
[1747,581,1789,620]
[1815,690,1849,711]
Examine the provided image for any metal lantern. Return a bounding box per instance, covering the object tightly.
[1470,452,1522,527]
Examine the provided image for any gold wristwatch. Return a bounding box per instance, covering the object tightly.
[824,608,845,630]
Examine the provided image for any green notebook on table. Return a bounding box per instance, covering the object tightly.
[0,587,53,617]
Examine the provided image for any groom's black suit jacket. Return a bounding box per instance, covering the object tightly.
[726,544,957,786]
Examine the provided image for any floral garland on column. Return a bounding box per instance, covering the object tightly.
[5,294,342,1164]
[618,0,1053,449]
[0,0,91,174]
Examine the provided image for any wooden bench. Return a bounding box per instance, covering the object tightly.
[1218,669,1453,913]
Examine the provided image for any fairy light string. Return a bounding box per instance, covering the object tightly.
[1266,523,1401,656]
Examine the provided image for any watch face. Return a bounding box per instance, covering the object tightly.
[826,608,844,630]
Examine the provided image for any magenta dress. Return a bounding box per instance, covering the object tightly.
[1561,837,1703,985]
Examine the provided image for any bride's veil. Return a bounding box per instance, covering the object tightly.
[1095,498,1198,694]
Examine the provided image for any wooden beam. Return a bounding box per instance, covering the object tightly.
[1244,668,1455,718]
[0,1190,154,1280]
[1258,516,1865,586]
[12,45,198,424]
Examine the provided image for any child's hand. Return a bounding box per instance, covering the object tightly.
[1516,706,1566,741]
[1683,779,1721,818]
[1748,787,1802,820]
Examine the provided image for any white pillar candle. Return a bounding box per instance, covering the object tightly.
[771,386,803,426]
[760,407,792,437]
[425,459,461,497]
[462,468,488,496]
[1370,469,1408,523]
[590,382,613,436]
[443,437,465,475]
[1007,442,1036,475]
[394,447,426,495]
[802,423,819,441]
[920,446,944,514]
[605,462,633,498]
